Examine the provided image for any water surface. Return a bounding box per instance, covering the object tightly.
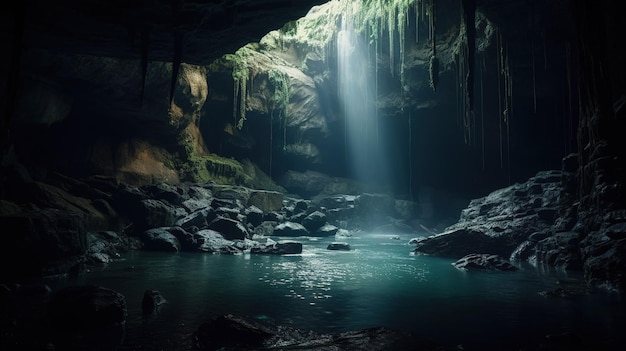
[55,232,626,350]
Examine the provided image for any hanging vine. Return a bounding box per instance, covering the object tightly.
[428,0,439,91]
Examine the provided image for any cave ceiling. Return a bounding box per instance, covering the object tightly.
[4,0,328,66]
[3,0,571,67]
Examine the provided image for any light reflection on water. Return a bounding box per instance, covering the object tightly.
[52,232,626,350]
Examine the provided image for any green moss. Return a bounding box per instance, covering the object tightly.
[267,69,290,117]
[274,0,420,82]
[174,131,283,189]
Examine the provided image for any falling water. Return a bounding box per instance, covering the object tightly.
[337,14,388,187]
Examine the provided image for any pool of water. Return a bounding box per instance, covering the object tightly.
[52,232,626,350]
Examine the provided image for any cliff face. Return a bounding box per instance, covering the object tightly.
[2,0,575,195]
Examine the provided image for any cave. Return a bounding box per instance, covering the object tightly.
[1,0,625,350]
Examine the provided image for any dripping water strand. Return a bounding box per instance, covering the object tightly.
[480,55,485,171]
[408,110,413,201]
[497,30,503,168]
[530,38,537,113]
[542,31,548,70]
[503,44,512,185]
[566,41,573,152]
[269,111,273,177]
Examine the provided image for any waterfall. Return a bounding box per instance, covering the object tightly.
[337,13,388,188]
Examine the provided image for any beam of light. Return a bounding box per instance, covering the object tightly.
[337,14,389,189]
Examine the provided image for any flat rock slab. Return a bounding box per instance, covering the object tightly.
[452,253,518,271]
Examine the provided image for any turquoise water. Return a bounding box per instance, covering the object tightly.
[57,232,625,350]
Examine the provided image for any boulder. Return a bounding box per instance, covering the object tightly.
[245,205,264,227]
[142,289,167,315]
[47,285,127,350]
[139,227,181,252]
[273,222,309,237]
[196,229,238,254]
[452,254,518,271]
[327,242,351,251]
[315,223,339,236]
[208,216,249,240]
[247,190,283,212]
[302,210,326,232]
[251,240,303,255]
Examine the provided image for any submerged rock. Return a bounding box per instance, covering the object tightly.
[327,242,351,251]
[142,289,167,314]
[250,240,303,255]
[452,253,518,271]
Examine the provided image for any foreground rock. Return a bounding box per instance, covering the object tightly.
[193,314,452,351]
[47,285,127,350]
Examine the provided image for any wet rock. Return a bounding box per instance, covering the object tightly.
[538,278,592,297]
[86,230,140,265]
[414,170,563,260]
[47,285,126,351]
[535,232,582,270]
[327,242,351,251]
[193,314,451,351]
[251,240,303,255]
[207,216,249,240]
[247,190,283,212]
[315,223,339,236]
[167,226,198,251]
[245,205,264,227]
[264,211,285,222]
[452,253,518,271]
[142,289,166,315]
[196,229,237,254]
[175,208,210,230]
[139,227,181,252]
[273,222,309,236]
[0,208,88,279]
[302,210,326,232]
[133,199,178,232]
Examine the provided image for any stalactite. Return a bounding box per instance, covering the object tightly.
[530,39,537,113]
[237,76,247,129]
